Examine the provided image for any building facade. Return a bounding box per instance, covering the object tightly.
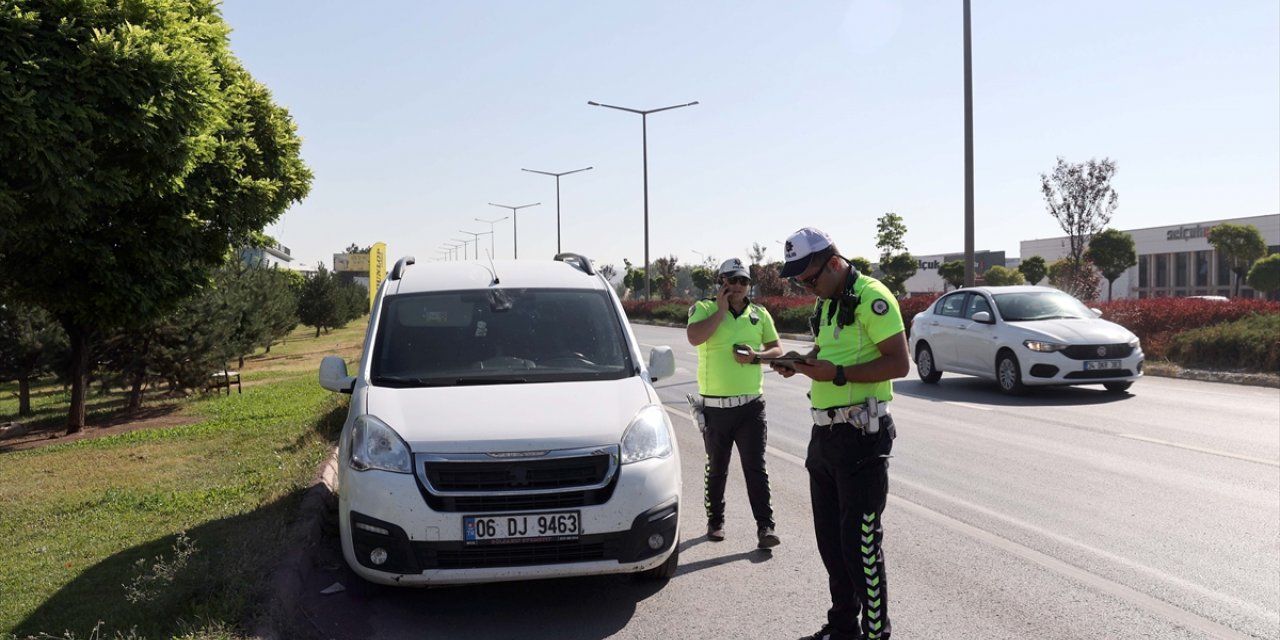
[1020,214,1279,300]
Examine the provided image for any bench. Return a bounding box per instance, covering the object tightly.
[208,369,242,395]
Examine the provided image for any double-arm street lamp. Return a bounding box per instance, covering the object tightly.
[451,238,473,261]
[459,230,492,260]
[587,99,698,299]
[475,216,508,259]
[487,202,541,259]
[521,166,593,254]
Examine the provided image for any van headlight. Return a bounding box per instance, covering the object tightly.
[349,415,412,473]
[620,404,673,464]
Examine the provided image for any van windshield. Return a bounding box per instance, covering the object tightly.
[370,288,634,386]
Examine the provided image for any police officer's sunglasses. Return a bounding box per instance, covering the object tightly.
[788,268,822,289]
[723,276,751,286]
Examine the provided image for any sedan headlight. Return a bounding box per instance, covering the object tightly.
[620,404,674,464]
[1128,336,1141,349]
[349,415,412,473]
[1023,340,1068,353]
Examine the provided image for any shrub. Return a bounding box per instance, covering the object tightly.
[1096,297,1280,359]
[1166,313,1280,372]
[899,293,942,336]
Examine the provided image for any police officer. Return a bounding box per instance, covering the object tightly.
[772,228,910,640]
[687,258,785,549]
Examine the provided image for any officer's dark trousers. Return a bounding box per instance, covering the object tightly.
[806,416,895,640]
[702,399,774,530]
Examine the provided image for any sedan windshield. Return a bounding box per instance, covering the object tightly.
[370,288,633,386]
[993,291,1093,322]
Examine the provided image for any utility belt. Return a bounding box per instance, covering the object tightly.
[811,399,890,432]
[701,394,761,409]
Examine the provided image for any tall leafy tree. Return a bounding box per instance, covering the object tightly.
[875,213,916,297]
[1084,229,1137,300]
[1040,157,1118,292]
[1018,256,1048,286]
[1208,223,1267,296]
[0,1,313,432]
[938,260,965,291]
[298,264,341,338]
[690,266,715,298]
[652,256,679,300]
[0,300,68,416]
[1246,253,1280,295]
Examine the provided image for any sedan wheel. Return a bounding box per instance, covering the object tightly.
[916,344,942,383]
[996,352,1026,395]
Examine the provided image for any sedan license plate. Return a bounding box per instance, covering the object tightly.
[463,511,581,545]
[1084,360,1122,371]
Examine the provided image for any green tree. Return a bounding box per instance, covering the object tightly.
[0,2,313,433]
[849,257,874,276]
[1018,256,1048,286]
[878,253,918,297]
[755,262,789,297]
[652,256,680,300]
[622,259,646,299]
[1246,253,1280,295]
[1040,157,1118,295]
[982,265,1026,286]
[0,300,68,416]
[938,260,966,291]
[597,263,618,285]
[690,266,716,298]
[1048,259,1101,301]
[1085,229,1138,301]
[298,265,341,338]
[1208,223,1268,296]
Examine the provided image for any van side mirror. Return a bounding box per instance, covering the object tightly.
[648,346,675,382]
[971,311,993,324]
[319,355,355,394]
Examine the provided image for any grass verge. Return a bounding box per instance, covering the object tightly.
[0,321,367,639]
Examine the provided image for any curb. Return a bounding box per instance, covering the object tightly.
[255,448,339,640]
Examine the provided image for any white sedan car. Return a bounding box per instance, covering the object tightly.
[909,286,1143,394]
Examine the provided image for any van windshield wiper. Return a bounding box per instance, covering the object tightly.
[454,377,529,385]
[371,375,455,387]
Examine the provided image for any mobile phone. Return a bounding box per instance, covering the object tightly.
[759,356,805,366]
[733,344,751,357]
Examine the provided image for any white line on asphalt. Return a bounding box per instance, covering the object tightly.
[937,400,994,411]
[1116,434,1279,467]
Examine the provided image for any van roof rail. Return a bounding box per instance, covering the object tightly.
[553,253,595,276]
[390,256,416,281]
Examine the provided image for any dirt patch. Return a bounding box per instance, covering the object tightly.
[0,405,200,453]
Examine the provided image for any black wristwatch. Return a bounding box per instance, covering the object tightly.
[833,365,847,386]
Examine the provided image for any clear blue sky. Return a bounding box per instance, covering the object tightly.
[221,0,1279,274]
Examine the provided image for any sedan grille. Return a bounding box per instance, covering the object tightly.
[1061,343,1134,360]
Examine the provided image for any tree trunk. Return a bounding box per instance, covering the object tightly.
[65,322,91,434]
[315,325,321,338]
[238,354,245,369]
[18,376,31,417]
[126,369,146,413]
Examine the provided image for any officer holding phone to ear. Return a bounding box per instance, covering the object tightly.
[687,258,785,548]
[773,228,910,640]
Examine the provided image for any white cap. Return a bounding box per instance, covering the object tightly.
[718,258,750,279]
[779,227,833,277]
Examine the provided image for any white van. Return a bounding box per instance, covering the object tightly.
[318,253,680,586]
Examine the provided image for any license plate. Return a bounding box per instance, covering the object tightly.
[1084,360,1122,371]
[463,511,581,545]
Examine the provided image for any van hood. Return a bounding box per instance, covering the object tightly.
[364,377,658,453]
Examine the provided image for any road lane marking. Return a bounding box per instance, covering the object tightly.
[1116,434,1279,467]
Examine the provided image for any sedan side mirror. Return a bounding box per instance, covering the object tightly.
[648,346,676,382]
[971,311,994,324]
[319,355,355,394]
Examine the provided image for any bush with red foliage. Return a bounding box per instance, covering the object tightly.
[1096,297,1280,359]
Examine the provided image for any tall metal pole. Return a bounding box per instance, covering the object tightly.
[963,0,976,287]
[475,216,508,259]
[487,203,540,259]
[588,100,698,299]
[521,167,592,254]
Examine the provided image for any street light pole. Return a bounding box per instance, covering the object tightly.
[487,202,541,259]
[963,0,975,287]
[475,216,509,259]
[521,166,593,254]
[459,230,491,260]
[451,238,473,261]
[588,99,698,300]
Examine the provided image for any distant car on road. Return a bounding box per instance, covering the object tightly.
[318,253,681,586]
[909,286,1143,394]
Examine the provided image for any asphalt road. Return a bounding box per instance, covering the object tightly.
[294,324,1279,640]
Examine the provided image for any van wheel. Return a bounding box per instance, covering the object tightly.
[639,546,679,580]
[996,352,1027,395]
[1103,381,1133,393]
[916,343,942,383]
